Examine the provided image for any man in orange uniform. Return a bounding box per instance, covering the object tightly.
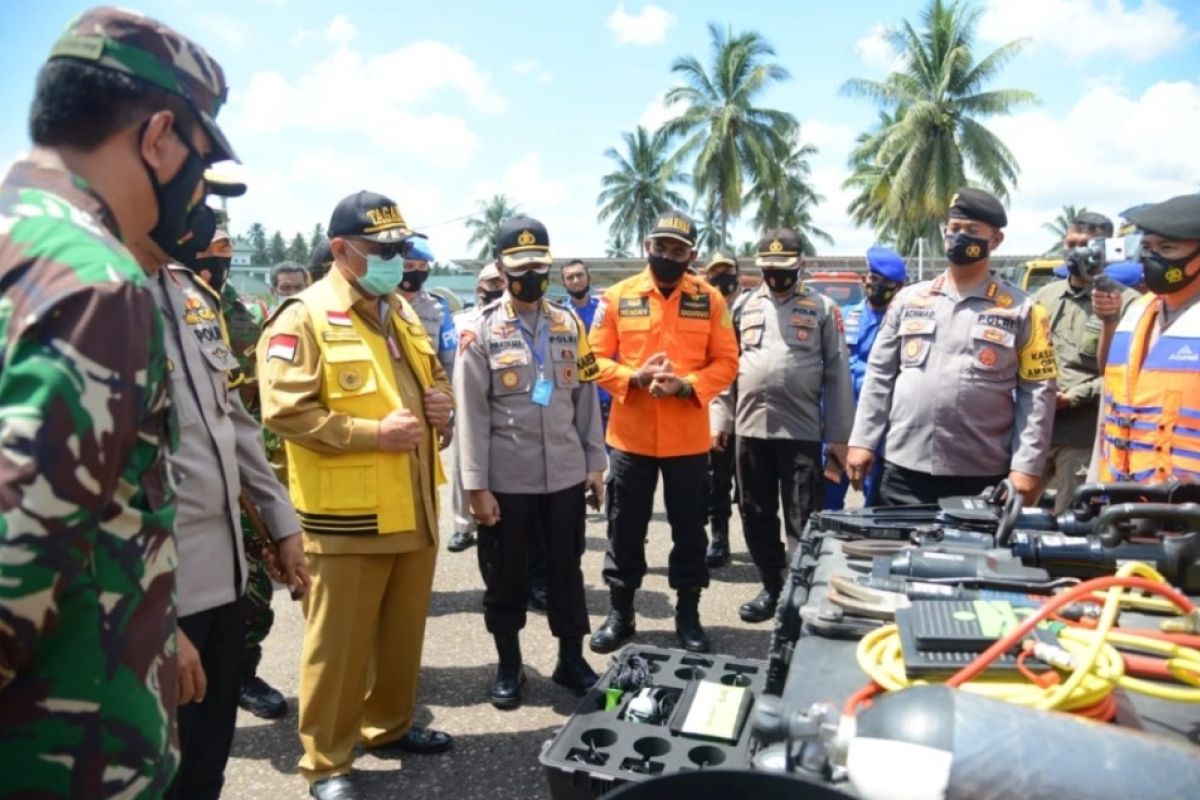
[1098,194,1200,483]
[588,210,739,653]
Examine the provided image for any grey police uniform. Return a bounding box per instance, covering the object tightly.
[151,265,300,791]
[408,290,455,375]
[849,271,1057,503]
[712,281,854,595]
[454,294,606,636]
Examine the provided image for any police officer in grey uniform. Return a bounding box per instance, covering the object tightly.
[455,216,607,710]
[446,264,507,553]
[399,236,456,379]
[711,229,854,623]
[152,243,309,799]
[847,188,1058,507]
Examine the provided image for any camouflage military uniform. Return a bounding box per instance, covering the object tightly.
[0,161,178,797]
[220,281,280,682]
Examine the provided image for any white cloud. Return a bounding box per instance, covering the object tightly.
[227,20,506,170]
[512,58,554,83]
[607,3,676,46]
[979,0,1186,62]
[989,78,1200,252]
[798,119,878,254]
[638,90,687,131]
[471,152,570,212]
[853,24,899,72]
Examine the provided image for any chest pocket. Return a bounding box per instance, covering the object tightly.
[404,322,438,356]
[787,309,821,350]
[898,306,937,368]
[549,332,580,389]
[1081,317,1102,359]
[488,341,532,397]
[970,324,1018,379]
[739,309,766,349]
[323,342,380,401]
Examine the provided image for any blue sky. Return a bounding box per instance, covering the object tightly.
[4,0,1199,260]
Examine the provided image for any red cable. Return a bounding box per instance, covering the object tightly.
[946,575,1195,689]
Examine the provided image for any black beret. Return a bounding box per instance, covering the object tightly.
[1125,194,1200,240]
[948,187,1007,229]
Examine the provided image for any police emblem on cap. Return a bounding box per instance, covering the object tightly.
[769,239,784,253]
[338,366,364,391]
[500,370,520,388]
[517,230,536,246]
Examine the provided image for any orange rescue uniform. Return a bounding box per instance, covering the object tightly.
[589,268,739,457]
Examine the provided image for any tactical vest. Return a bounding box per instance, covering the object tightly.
[1100,293,1200,483]
[285,281,445,535]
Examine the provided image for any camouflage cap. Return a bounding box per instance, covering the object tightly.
[47,7,237,163]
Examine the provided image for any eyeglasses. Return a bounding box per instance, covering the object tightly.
[348,239,412,261]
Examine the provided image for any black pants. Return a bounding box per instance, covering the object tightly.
[736,437,822,594]
[707,436,737,530]
[476,483,589,637]
[603,450,709,591]
[168,599,245,800]
[879,462,1006,507]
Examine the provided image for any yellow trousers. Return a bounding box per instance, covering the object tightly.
[297,545,437,782]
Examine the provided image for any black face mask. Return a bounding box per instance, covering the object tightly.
[173,204,217,269]
[508,270,550,303]
[567,283,591,300]
[400,270,429,292]
[710,273,739,296]
[1142,247,1200,295]
[866,281,898,308]
[648,253,689,284]
[195,256,232,291]
[143,122,210,264]
[945,232,991,266]
[479,288,505,305]
[762,267,800,293]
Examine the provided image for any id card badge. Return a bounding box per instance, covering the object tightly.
[531,377,554,406]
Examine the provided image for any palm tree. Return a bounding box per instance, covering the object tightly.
[693,192,728,254]
[662,23,797,244]
[465,195,521,260]
[606,231,633,258]
[738,241,757,258]
[841,0,1037,252]
[1042,204,1088,256]
[745,136,831,253]
[597,126,689,245]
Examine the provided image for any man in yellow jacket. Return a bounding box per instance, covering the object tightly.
[257,191,454,800]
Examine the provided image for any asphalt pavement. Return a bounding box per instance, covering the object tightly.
[222,483,860,799]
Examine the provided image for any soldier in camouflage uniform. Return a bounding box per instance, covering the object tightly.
[193,218,291,720]
[0,8,236,797]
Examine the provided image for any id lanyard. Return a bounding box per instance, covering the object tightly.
[517,310,554,406]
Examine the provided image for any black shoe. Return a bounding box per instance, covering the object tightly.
[491,663,526,709]
[706,525,730,568]
[589,609,635,654]
[368,726,454,756]
[552,637,600,696]
[491,631,524,709]
[310,775,360,800]
[447,529,475,552]
[238,675,287,720]
[675,589,710,653]
[527,582,548,611]
[739,589,779,624]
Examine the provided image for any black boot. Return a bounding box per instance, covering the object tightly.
[674,588,710,653]
[738,588,779,623]
[705,522,730,568]
[589,587,636,654]
[552,637,600,696]
[490,632,525,710]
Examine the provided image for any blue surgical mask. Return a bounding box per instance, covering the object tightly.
[349,242,403,296]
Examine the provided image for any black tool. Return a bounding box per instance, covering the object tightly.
[867,550,1051,584]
